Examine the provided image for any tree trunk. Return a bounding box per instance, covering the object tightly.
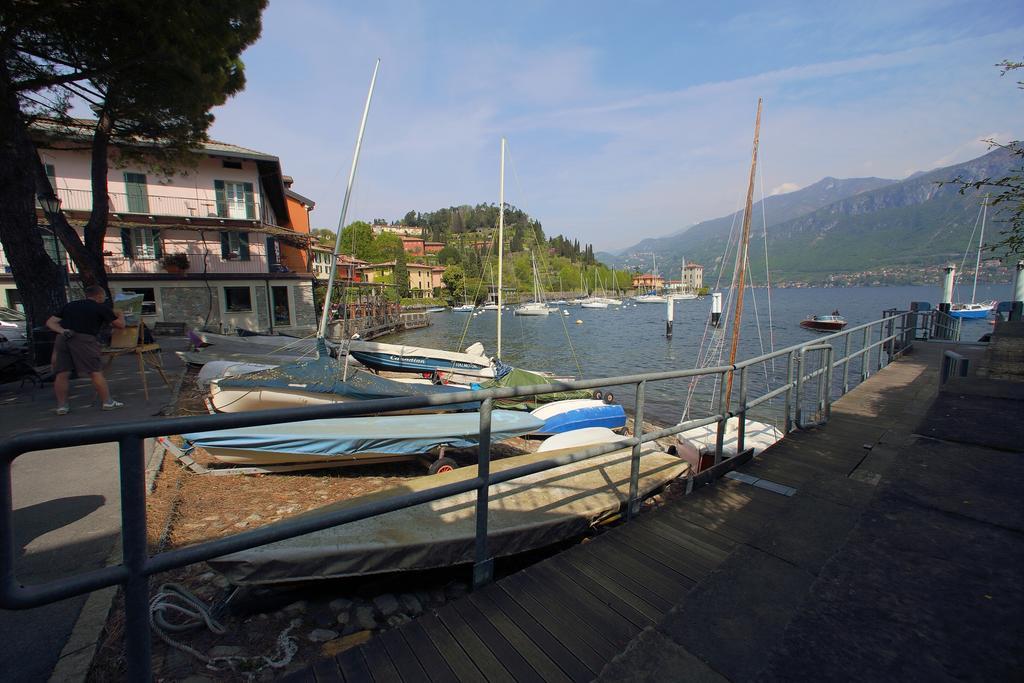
[0,57,67,330]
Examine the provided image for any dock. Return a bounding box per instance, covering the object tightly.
[282,340,1024,681]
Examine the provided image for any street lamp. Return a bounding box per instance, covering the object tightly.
[37,193,68,281]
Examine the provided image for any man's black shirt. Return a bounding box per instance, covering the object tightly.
[58,299,116,336]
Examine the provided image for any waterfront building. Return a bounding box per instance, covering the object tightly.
[357,261,443,298]
[666,262,705,293]
[632,273,665,290]
[371,224,423,237]
[0,119,319,334]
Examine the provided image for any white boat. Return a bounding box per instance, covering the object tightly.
[482,303,500,311]
[950,198,996,320]
[635,294,668,304]
[425,307,448,313]
[196,360,276,386]
[596,297,622,306]
[580,300,609,309]
[673,417,782,469]
[452,304,475,313]
[514,302,551,316]
[347,339,494,378]
[672,293,698,301]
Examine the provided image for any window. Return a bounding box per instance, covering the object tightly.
[124,172,150,213]
[123,288,156,316]
[120,228,162,260]
[220,231,250,261]
[222,160,242,170]
[271,286,291,325]
[214,180,255,219]
[223,287,252,312]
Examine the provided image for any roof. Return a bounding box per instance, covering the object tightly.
[285,188,316,208]
[357,261,434,270]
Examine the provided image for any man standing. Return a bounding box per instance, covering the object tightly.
[46,285,126,414]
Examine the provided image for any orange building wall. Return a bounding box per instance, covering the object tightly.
[280,194,312,272]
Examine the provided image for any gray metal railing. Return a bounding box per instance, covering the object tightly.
[0,309,920,680]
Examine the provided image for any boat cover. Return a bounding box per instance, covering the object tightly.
[478,367,592,409]
[213,354,479,410]
[207,445,688,584]
[182,410,543,458]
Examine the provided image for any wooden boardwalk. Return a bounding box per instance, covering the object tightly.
[283,343,959,682]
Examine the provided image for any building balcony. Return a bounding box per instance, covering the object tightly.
[49,188,275,225]
[64,252,277,276]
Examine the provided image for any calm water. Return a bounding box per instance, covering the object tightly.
[384,285,1008,424]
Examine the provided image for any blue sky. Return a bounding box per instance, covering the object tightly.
[209,0,1023,251]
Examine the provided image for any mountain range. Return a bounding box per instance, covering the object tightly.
[598,147,1016,285]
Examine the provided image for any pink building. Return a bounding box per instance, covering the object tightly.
[0,119,319,333]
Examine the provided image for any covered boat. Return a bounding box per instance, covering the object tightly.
[347,339,494,379]
[799,314,847,332]
[182,410,543,466]
[207,441,688,584]
[209,353,479,413]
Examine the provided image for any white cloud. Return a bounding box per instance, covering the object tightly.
[769,182,801,196]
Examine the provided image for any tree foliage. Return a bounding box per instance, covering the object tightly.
[312,228,336,246]
[392,243,410,298]
[441,264,466,304]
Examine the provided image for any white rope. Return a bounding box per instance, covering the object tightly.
[149,583,300,678]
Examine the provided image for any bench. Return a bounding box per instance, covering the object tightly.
[152,322,187,336]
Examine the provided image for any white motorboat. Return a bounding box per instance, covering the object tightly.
[514,302,551,316]
[635,294,668,304]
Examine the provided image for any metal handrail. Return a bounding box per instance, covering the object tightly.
[0,309,919,680]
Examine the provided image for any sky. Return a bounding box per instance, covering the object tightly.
[208,0,1024,251]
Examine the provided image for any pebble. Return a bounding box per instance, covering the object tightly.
[208,645,244,658]
[354,605,377,630]
[283,600,308,615]
[386,614,411,628]
[329,597,353,612]
[399,593,423,615]
[308,628,339,643]
[373,593,399,616]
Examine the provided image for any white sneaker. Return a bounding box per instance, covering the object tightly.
[102,400,125,411]
[56,405,70,415]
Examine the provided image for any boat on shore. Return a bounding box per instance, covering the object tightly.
[347,339,494,378]
[799,314,848,332]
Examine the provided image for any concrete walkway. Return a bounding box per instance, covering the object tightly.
[0,337,186,683]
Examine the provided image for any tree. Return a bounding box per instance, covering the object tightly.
[369,232,402,263]
[441,264,466,305]
[393,243,410,298]
[437,245,461,265]
[312,228,336,247]
[338,221,375,259]
[1,0,266,327]
[949,60,1024,255]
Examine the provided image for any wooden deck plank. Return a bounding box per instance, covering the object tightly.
[377,628,428,682]
[450,598,546,683]
[521,564,639,646]
[361,636,401,683]
[312,656,344,683]
[561,548,671,618]
[398,621,458,683]
[646,509,741,554]
[642,515,733,566]
[478,583,601,680]
[435,604,515,683]
[624,522,721,580]
[576,539,694,602]
[281,668,318,683]
[418,613,484,682]
[546,556,655,628]
[499,573,618,661]
[335,646,371,683]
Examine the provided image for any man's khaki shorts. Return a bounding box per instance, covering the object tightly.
[53,334,103,374]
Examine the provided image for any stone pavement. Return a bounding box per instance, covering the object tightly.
[0,336,187,683]
[600,341,1024,681]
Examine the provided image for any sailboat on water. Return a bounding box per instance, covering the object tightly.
[634,253,668,303]
[674,99,782,468]
[515,252,552,316]
[950,198,996,319]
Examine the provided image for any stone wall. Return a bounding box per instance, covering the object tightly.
[254,286,269,331]
[160,286,219,329]
[293,282,317,329]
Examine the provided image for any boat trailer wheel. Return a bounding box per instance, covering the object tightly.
[603,391,615,404]
[592,389,603,400]
[428,456,458,475]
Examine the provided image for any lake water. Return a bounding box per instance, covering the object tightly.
[383,284,1009,425]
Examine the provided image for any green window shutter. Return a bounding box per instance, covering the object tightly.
[238,232,250,260]
[121,228,132,257]
[214,180,227,217]
[124,172,149,213]
[45,164,56,191]
[266,237,278,265]
[152,229,163,259]
[242,182,255,219]
[220,232,230,258]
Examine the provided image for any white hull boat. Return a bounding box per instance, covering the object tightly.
[580,300,608,309]
[514,303,551,316]
[348,339,494,378]
[634,294,668,304]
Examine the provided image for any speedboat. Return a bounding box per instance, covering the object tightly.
[949,301,995,319]
[799,314,848,332]
[452,304,475,312]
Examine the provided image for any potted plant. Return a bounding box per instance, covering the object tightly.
[161,252,190,274]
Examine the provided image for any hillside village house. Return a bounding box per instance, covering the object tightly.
[665,262,704,293]
[0,119,319,334]
[632,273,665,290]
[371,224,421,237]
[398,236,445,257]
[356,262,445,298]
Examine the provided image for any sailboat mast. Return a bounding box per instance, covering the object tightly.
[971,195,987,304]
[723,97,763,409]
[319,59,381,339]
[497,138,505,358]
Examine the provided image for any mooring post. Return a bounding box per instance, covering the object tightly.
[711,292,722,327]
[627,381,646,520]
[714,370,729,464]
[1011,260,1024,322]
[737,366,748,453]
[472,399,494,589]
[665,296,674,338]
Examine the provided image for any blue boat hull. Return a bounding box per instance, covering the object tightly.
[949,309,990,319]
[535,404,627,436]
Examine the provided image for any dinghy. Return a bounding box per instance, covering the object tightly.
[181,410,542,467]
[530,399,627,436]
[206,441,688,584]
[347,339,494,378]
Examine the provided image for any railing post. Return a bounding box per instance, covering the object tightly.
[842,331,852,394]
[795,350,805,428]
[737,366,748,454]
[472,399,494,589]
[627,381,646,520]
[876,322,885,372]
[823,346,834,422]
[119,436,152,683]
[861,325,871,382]
[784,350,795,433]
[714,370,729,464]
